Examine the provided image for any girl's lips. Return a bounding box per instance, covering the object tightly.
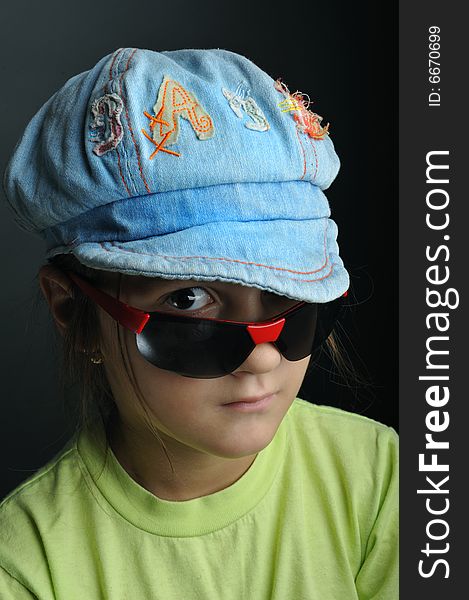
[231,392,276,404]
[222,393,277,412]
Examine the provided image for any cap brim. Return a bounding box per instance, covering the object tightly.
[61,217,349,303]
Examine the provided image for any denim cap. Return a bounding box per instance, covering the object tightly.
[3,47,349,303]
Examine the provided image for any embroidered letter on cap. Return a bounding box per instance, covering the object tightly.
[89,93,124,156]
[274,79,329,140]
[142,75,214,159]
[222,82,269,132]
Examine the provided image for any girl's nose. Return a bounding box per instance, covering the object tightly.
[231,342,283,376]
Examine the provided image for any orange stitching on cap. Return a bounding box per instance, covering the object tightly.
[103,49,131,194]
[141,127,181,158]
[119,49,151,194]
[97,219,329,276]
[142,75,214,159]
[170,84,213,133]
[99,241,335,283]
[296,128,307,180]
[104,49,123,95]
[290,261,333,283]
[142,110,181,158]
[308,137,319,181]
[116,147,132,196]
[106,243,328,274]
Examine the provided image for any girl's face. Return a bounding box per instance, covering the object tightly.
[99,275,311,461]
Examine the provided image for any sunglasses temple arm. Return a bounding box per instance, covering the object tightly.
[68,272,150,334]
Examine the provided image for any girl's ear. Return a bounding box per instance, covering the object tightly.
[38,264,76,336]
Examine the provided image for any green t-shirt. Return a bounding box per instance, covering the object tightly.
[0,398,398,599]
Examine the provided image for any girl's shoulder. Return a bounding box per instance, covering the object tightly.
[0,434,86,596]
[290,397,398,436]
[0,434,79,515]
[287,397,398,471]
[285,398,398,535]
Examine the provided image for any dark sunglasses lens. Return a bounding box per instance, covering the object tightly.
[275,297,345,360]
[136,316,254,378]
[135,296,345,377]
[274,303,318,360]
[313,296,345,351]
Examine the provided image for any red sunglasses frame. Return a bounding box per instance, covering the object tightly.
[67,272,319,346]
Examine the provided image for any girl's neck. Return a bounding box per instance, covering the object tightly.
[107,415,258,502]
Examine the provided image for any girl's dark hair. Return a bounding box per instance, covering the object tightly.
[42,253,174,478]
[39,253,367,478]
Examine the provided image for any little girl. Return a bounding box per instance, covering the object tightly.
[0,47,398,599]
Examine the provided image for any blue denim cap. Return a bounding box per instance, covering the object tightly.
[3,47,349,303]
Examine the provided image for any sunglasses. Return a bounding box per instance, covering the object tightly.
[68,272,347,379]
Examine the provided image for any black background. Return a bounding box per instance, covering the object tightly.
[0,1,397,500]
